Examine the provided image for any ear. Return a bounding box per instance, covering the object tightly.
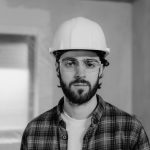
[98,64,104,78]
[55,62,60,77]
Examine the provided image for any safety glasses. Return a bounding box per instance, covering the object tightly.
[59,57,101,72]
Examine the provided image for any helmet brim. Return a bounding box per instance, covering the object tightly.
[51,49,109,58]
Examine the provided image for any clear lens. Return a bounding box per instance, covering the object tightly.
[59,58,101,72]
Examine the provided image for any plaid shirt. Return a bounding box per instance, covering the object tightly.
[21,95,150,150]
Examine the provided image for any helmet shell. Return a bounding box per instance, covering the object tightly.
[50,17,110,56]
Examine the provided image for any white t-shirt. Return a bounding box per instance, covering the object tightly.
[61,111,91,150]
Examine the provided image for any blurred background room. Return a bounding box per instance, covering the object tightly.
[0,0,150,149]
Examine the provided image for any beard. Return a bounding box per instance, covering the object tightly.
[59,74,100,105]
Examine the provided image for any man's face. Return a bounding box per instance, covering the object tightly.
[57,50,103,105]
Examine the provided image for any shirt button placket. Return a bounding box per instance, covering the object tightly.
[62,134,67,140]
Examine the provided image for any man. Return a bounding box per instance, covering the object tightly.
[21,17,150,150]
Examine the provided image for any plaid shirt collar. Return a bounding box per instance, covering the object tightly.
[56,94,105,127]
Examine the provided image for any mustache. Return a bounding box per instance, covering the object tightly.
[69,79,90,87]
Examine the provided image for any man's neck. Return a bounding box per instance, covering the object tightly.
[63,95,97,120]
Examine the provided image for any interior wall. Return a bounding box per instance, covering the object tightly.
[0,0,133,127]
[0,1,51,149]
[0,0,133,149]
[0,0,132,115]
[132,0,150,139]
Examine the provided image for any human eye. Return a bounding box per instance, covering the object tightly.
[84,60,99,69]
[85,61,96,68]
[63,59,76,68]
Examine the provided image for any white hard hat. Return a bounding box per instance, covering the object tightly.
[50,17,110,56]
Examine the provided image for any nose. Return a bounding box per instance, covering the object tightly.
[74,64,86,79]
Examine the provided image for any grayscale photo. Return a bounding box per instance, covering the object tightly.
[0,0,150,150]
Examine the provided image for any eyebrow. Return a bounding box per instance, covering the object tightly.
[84,59,100,63]
[61,57,77,62]
[61,57,100,62]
